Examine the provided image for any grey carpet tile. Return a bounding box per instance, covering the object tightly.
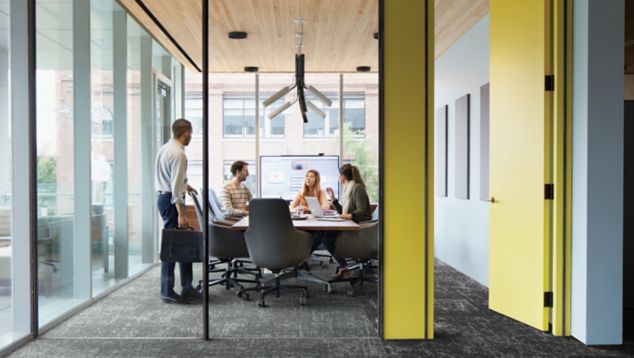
[7,259,634,357]
[40,261,377,339]
[9,337,392,358]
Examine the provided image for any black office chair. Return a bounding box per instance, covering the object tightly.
[209,189,244,222]
[190,192,260,300]
[244,199,312,307]
[208,188,259,273]
[330,208,379,295]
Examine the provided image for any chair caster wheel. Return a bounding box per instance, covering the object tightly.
[299,296,308,305]
[237,291,250,300]
[258,300,267,308]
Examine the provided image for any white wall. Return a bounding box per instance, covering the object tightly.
[434,15,490,286]
[571,0,624,345]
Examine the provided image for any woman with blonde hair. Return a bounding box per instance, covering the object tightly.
[290,169,330,212]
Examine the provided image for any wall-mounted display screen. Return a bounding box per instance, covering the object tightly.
[259,155,340,200]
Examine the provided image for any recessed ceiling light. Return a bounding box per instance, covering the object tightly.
[228,31,248,39]
[244,66,259,72]
[356,66,372,72]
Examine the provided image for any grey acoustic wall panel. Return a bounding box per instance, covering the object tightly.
[436,105,448,196]
[455,94,470,199]
[480,83,490,201]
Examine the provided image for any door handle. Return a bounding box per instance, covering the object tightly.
[487,197,496,204]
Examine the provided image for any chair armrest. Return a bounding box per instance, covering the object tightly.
[211,219,238,228]
[334,222,378,260]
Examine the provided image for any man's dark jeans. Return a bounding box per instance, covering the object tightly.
[157,192,194,298]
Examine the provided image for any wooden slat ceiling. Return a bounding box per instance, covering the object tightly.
[118,0,488,73]
[435,0,488,58]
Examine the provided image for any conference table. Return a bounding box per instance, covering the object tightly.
[231,216,359,231]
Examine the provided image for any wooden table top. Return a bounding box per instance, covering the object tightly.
[231,216,359,231]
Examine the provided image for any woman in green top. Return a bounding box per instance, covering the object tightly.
[323,163,372,278]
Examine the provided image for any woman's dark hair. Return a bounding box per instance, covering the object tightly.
[339,163,365,188]
[230,160,248,176]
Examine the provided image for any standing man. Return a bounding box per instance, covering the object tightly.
[219,160,253,217]
[155,118,201,303]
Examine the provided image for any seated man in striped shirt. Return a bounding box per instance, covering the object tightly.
[219,160,253,217]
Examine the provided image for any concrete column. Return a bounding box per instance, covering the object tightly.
[571,0,624,345]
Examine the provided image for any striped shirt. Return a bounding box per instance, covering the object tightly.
[154,139,188,205]
[220,181,252,216]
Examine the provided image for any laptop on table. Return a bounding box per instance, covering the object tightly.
[306,197,344,221]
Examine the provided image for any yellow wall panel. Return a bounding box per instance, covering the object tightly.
[383,0,434,339]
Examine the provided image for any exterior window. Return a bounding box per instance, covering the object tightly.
[91,105,114,138]
[223,96,256,138]
[187,160,257,196]
[222,160,257,194]
[261,96,285,138]
[303,95,365,138]
[185,92,203,137]
[344,97,366,136]
[224,95,286,138]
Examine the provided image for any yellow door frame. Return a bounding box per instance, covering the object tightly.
[551,0,573,337]
[380,0,434,339]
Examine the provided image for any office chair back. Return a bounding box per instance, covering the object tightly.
[190,192,208,227]
[334,206,379,261]
[244,198,312,271]
[190,192,249,259]
[371,205,379,221]
[208,189,228,220]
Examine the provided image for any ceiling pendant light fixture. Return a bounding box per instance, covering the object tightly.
[263,19,331,123]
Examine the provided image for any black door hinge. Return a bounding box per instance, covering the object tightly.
[544,291,553,307]
[545,184,554,200]
[545,75,555,91]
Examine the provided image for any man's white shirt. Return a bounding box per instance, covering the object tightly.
[155,139,188,204]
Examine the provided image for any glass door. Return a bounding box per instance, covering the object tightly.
[153,74,172,258]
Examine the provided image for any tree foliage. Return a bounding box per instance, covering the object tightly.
[343,123,378,202]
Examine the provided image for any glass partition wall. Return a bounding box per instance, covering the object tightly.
[1,0,378,351]
[36,0,81,325]
[184,69,379,339]
[90,0,116,295]
[30,0,183,335]
[0,0,12,347]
